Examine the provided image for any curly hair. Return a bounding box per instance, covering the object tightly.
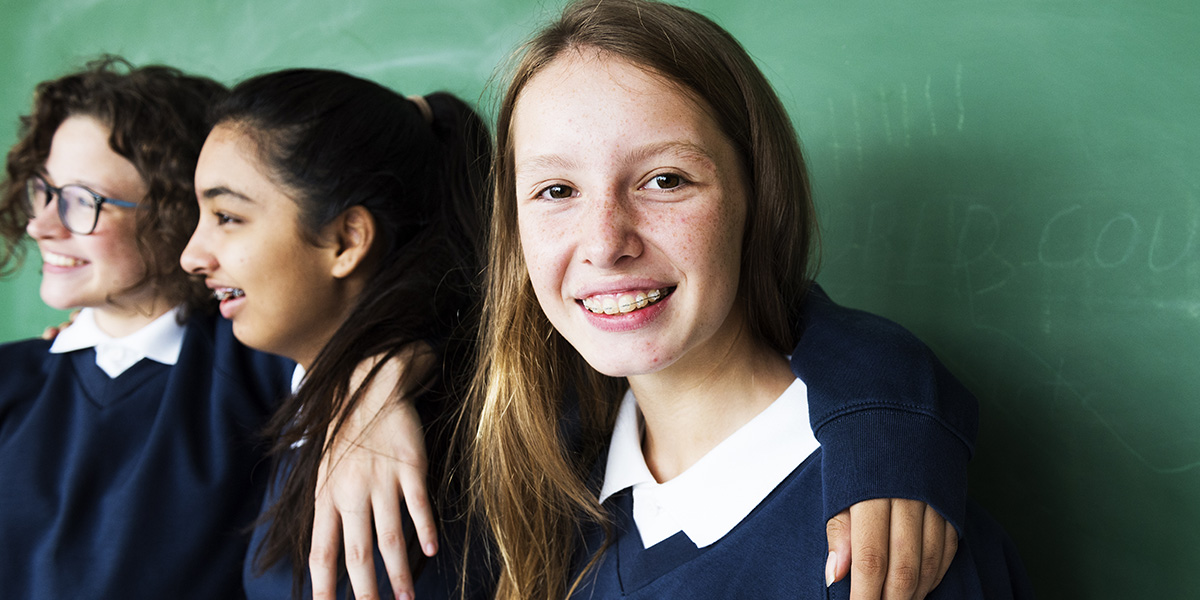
[0,55,227,316]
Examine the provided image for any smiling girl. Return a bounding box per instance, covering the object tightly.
[465,1,1031,598]
[181,69,490,600]
[0,58,294,598]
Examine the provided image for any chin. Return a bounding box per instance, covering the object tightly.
[580,352,671,379]
[39,290,77,311]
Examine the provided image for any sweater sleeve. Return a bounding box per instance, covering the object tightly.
[790,286,978,534]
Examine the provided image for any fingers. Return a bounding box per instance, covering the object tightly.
[935,517,958,591]
[848,498,890,600]
[401,467,438,557]
[914,504,946,597]
[825,509,853,586]
[341,497,381,600]
[373,482,414,600]
[883,499,924,600]
[310,498,343,600]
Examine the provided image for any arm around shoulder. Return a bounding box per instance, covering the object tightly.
[791,286,978,532]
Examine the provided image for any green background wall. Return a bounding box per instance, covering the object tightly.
[1,0,1197,596]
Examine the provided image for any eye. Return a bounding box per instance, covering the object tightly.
[214,211,241,226]
[643,173,685,191]
[536,184,576,201]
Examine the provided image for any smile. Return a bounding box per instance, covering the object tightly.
[213,287,245,302]
[580,287,672,315]
[42,251,88,267]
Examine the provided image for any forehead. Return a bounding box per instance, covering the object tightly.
[511,50,723,157]
[44,115,144,193]
[196,124,274,190]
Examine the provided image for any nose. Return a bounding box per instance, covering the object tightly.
[26,196,69,240]
[179,226,217,275]
[580,190,643,269]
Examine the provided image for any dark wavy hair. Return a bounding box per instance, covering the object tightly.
[0,55,226,317]
[215,69,492,594]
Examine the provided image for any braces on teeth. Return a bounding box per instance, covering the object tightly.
[582,288,666,315]
[213,288,245,302]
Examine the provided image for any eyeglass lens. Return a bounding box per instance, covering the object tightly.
[25,177,100,234]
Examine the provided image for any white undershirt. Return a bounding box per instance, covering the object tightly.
[598,377,818,549]
[49,307,185,378]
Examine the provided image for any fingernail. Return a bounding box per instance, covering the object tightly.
[397,593,412,600]
[825,551,836,587]
[424,542,437,556]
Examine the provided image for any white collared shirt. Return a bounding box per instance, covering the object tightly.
[291,364,307,394]
[598,377,818,549]
[50,307,186,378]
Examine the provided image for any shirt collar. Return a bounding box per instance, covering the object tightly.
[50,307,186,377]
[598,377,818,549]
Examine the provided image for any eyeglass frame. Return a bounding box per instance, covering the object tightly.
[25,173,139,235]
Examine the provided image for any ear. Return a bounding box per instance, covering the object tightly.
[328,205,376,279]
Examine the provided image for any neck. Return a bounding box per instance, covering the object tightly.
[93,298,173,338]
[627,319,795,483]
[291,277,365,372]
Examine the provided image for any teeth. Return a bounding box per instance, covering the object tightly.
[582,288,669,315]
[213,288,245,302]
[42,252,87,267]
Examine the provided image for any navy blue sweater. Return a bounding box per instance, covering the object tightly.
[793,286,977,532]
[0,314,293,599]
[568,287,1025,598]
[571,455,1031,598]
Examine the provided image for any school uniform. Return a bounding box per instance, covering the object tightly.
[243,370,486,600]
[0,308,293,599]
[569,287,1032,598]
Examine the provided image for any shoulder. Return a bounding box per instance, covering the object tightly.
[0,337,53,363]
[179,312,295,402]
[792,285,938,374]
[790,285,976,422]
[0,338,56,412]
[0,337,55,381]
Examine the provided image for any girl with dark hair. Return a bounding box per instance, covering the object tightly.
[181,68,490,600]
[0,57,295,598]
[463,0,1032,598]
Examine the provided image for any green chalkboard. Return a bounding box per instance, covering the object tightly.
[1,0,1197,597]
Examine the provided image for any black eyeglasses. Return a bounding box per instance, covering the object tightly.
[24,173,138,235]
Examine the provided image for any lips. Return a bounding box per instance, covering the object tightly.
[580,287,673,315]
[41,250,88,268]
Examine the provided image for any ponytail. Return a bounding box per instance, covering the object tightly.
[218,69,491,593]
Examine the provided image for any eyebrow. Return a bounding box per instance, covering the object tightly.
[515,153,577,174]
[200,186,254,203]
[516,140,718,175]
[36,170,120,197]
[626,140,718,168]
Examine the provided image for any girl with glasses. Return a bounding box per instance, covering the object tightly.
[0,59,464,600]
[0,57,295,598]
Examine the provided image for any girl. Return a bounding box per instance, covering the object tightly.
[465,1,1031,598]
[0,58,294,598]
[180,68,491,600]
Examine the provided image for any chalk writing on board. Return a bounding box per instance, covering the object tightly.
[826,63,966,175]
[1036,204,1198,272]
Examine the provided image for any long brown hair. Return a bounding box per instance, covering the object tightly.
[215,70,493,595]
[0,55,224,317]
[465,0,819,598]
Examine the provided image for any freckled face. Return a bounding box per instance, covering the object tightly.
[512,52,749,379]
[25,115,156,320]
[180,124,346,367]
